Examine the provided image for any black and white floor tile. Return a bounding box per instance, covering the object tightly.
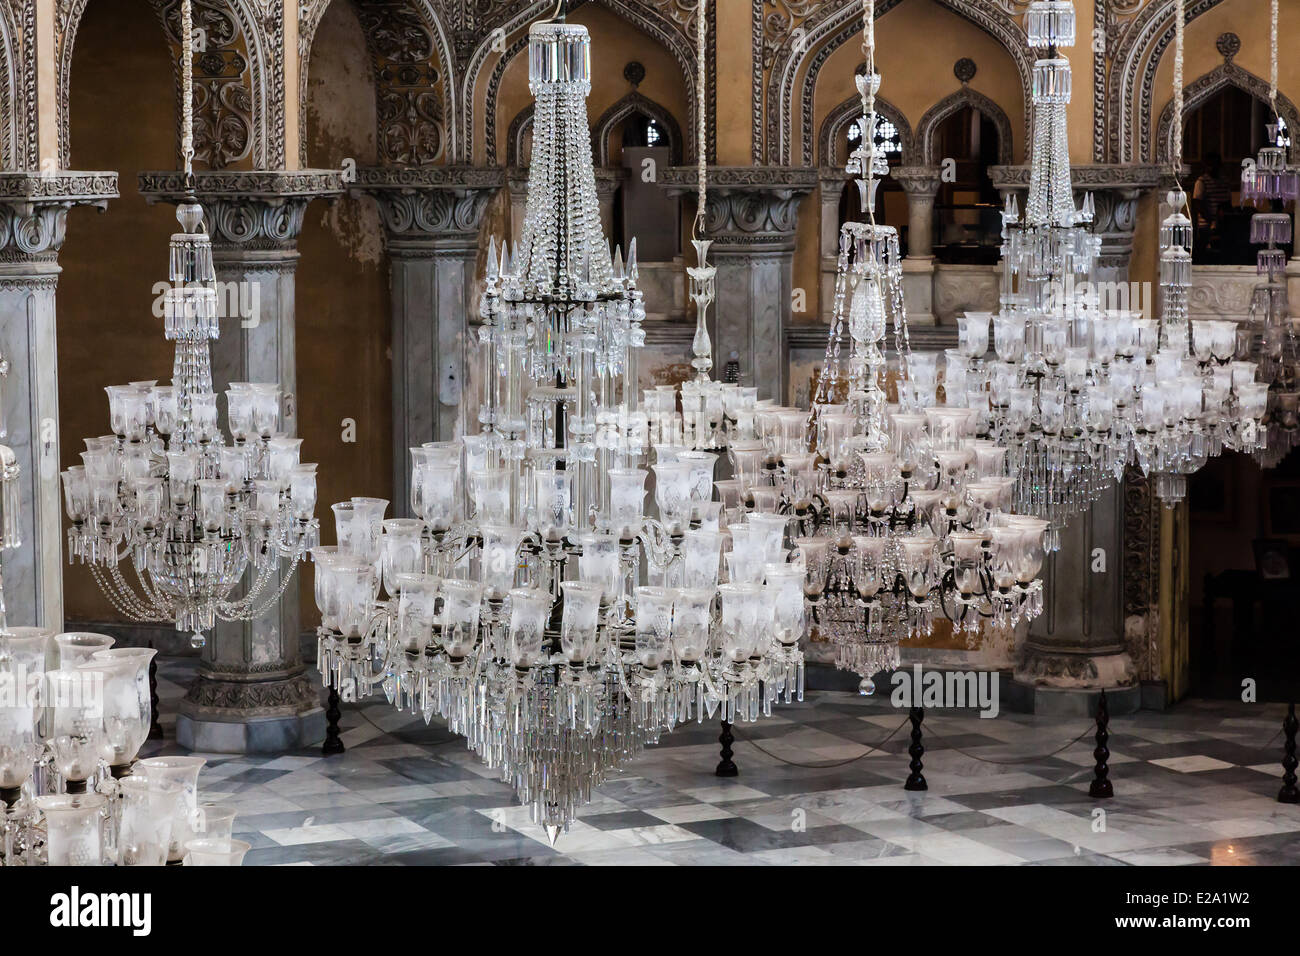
[149,660,1300,865]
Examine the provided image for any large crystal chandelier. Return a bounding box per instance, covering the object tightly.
[314,16,801,838]
[1238,0,1300,468]
[940,0,1264,526]
[782,0,1045,685]
[61,0,317,648]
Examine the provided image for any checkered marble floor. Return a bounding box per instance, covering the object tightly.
[149,660,1300,865]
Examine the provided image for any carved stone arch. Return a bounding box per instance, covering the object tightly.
[916,85,1013,166]
[0,0,17,169]
[591,91,684,167]
[56,0,268,170]
[505,104,533,168]
[763,0,1033,167]
[348,0,455,166]
[1109,0,1232,164]
[1155,62,1300,165]
[474,0,710,167]
[818,92,914,167]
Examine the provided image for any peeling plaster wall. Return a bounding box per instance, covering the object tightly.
[60,0,178,624]
[297,0,392,629]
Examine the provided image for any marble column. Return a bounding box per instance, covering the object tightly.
[0,172,119,630]
[359,167,502,517]
[892,166,942,326]
[988,163,1161,713]
[663,167,816,402]
[140,170,344,752]
[817,169,850,324]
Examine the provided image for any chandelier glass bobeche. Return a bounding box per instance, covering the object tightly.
[315,21,802,837]
[60,200,319,647]
[787,0,1045,684]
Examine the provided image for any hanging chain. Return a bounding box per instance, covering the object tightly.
[694,0,708,238]
[181,0,194,177]
[861,0,877,230]
[1270,0,1279,119]
[1171,0,1184,182]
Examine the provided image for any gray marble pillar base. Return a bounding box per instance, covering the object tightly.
[176,672,324,753]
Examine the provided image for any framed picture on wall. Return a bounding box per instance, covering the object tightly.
[1264,481,1300,542]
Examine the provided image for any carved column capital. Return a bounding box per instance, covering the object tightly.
[662,166,817,253]
[138,169,345,255]
[358,165,503,252]
[0,172,118,275]
[891,165,943,198]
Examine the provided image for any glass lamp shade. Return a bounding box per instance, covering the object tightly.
[115,777,180,866]
[479,525,524,600]
[439,581,484,659]
[606,468,646,538]
[395,573,440,654]
[633,586,675,669]
[53,632,115,669]
[559,581,603,663]
[46,667,106,784]
[652,461,694,533]
[670,588,713,663]
[764,563,805,645]
[133,755,206,863]
[577,533,623,604]
[77,656,150,769]
[35,793,107,865]
[717,583,765,662]
[184,837,251,866]
[380,519,425,596]
[413,463,461,532]
[506,588,551,667]
[0,628,47,791]
[88,647,156,757]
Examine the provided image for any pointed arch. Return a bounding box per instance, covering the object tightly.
[1154,62,1299,166]
[1108,0,1235,164]
[475,0,709,167]
[57,0,269,169]
[591,91,685,167]
[757,0,1033,166]
[818,91,914,167]
[916,85,1013,166]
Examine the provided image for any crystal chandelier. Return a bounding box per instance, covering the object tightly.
[785,0,1045,685]
[1238,0,1300,469]
[315,17,802,838]
[60,0,318,648]
[938,0,1265,528]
